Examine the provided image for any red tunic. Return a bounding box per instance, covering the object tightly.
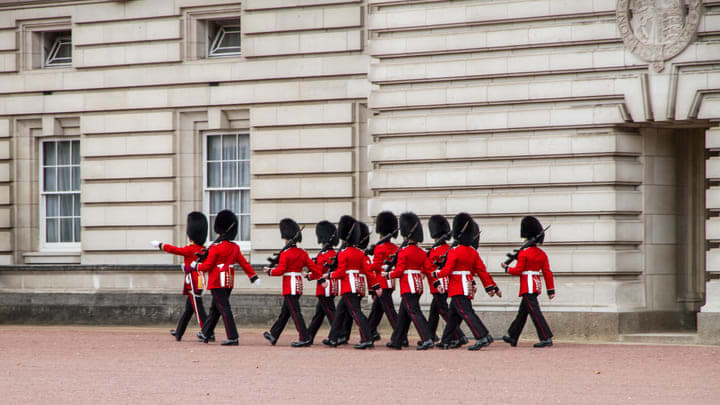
[370,241,397,290]
[507,246,554,296]
[423,243,450,294]
[196,240,257,290]
[269,246,321,296]
[309,249,338,297]
[162,243,204,295]
[329,246,379,295]
[389,244,432,295]
[434,245,497,298]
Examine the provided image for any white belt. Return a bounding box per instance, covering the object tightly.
[522,271,540,293]
[405,269,421,293]
[346,269,359,293]
[284,272,302,294]
[451,270,471,295]
[218,263,226,287]
[451,271,471,276]
[521,271,541,275]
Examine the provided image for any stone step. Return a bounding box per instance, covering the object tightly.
[619,332,699,345]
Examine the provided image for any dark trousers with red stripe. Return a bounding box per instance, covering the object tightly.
[428,292,465,341]
[368,288,398,336]
[270,294,309,342]
[202,288,238,340]
[175,293,208,339]
[441,295,489,344]
[307,296,336,342]
[507,293,553,341]
[328,293,372,343]
[390,293,432,344]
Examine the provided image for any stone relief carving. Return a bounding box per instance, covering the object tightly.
[617,0,703,72]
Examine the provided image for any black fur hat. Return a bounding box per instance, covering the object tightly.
[428,215,450,239]
[357,222,370,249]
[375,211,398,238]
[521,216,544,244]
[470,220,480,249]
[316,220,338,246]
[187,211,208,246]
[338,215,358,243]
[452,212,474,246]
[400,212,423,243]
[280,218,302,242]
[214,210,238,240]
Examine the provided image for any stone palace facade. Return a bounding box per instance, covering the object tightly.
[1,0,720,342]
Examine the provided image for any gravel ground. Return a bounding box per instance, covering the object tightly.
[1,325,719,404]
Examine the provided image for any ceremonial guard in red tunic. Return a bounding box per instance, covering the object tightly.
[264,218,320,347]
[384,212,434,350]
[324,215,381,349]
[367,211,399,342]
[151,212,209,341]
[306,220,339,344]
[501,216,555,348]
[195,210,260,346]
[432,213,501,350]
[422,214,467,346]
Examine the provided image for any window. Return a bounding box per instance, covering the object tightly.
[43,31,72,67]
[41,139,81,246]
[205,133,250,241]
[207,20,241,57]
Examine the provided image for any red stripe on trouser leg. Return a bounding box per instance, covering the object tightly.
[215,295,230,337]
[323,299,335,322]
[527,297,548,340]
[456,299,481,338]
[286,296,306,341]
[345,295,367,342]
[405,299,427,342]
[383,295,397,327]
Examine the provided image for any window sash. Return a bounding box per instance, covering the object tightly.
[40,139,81,247]
[45,36,72,67]
[208,24,241,57]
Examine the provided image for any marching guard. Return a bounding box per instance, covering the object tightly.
[324,215,381,349]
[150,211,209,341]
[306,220,340,345]
[384,212,434,350]
[195,210,260,346]
[501,216,555,348]
[264,218,320,347]
[423,214,467,346]
[432,213,501,350]
[367,211,400,342]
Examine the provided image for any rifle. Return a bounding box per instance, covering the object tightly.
[364,227,398,256]
[382,222,418,273]
[324,241,347,274]
[266,226,305,269]
[194,222,237,264]
[502,225,551,269]
[432,219,470,269]
[426,231,452,257]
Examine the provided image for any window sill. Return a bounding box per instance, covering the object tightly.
[23,251,81,265]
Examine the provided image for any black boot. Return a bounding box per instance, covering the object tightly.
[336,337,348,345]
[291,340,312,347]
[221,338,238,346]
[322,338,337,347]
[416,340,434,351]
[502,335,518,347]
[263,331,277,346]
[371,332,381,342]
[354,341,374,350]
[197,332,209,344]
[170,330,181,341]
[533,339,553,348]
[386,341,402,350]
[468,336,492,351]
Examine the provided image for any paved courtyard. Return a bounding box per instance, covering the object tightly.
[1,325,718,404]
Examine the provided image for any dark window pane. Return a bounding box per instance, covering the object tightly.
[72,141,80,164]
[207,136,221,161]
[225,190,239,213]
[222,135,236,160]
[209,215,217,240]
[74,194,81,217]
[44,168,57,192]
[241,190,250,214]
[207,162,221,187]
[74,218,81,242]
[46,218,58,243]
[58,141,70,165]
[60,194,73,216]
[222,31,241,48]
[209,191,223,214]
[239,161,249,187]
[72,167,80,191]
[240,214,250,241]
[58,167,71,191]
[238,136,249,160]
[60,218,73,242]
[56,42,71,59]
[222,162,237,187]
[46,195,59,217]
[43,142,56,165]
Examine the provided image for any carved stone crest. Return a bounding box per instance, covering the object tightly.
[617,0,703,72]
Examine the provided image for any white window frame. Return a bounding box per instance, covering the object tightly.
[39,138,81,251]
[42,31,72,68]
[207,21,241,58]
[202,132,251,251]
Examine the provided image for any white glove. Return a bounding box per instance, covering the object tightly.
[150,240,162,249]
[190,261,198,269]
[252,278,262,287]
[381,264,389,271]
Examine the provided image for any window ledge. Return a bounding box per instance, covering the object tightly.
[23,251,81,264]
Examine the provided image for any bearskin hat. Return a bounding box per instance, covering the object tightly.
[186,211,208,246]
[316,220,338,246]
[375,211,398,238]
[470,220,480,249]
[400,212,423,243]
[521,216,544,244]
[280,218,302,242]
[428,215,451,239]
[452,212,474,246]
[214,210,238,240]
[357,221,370,249]
[337,215,358,244]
